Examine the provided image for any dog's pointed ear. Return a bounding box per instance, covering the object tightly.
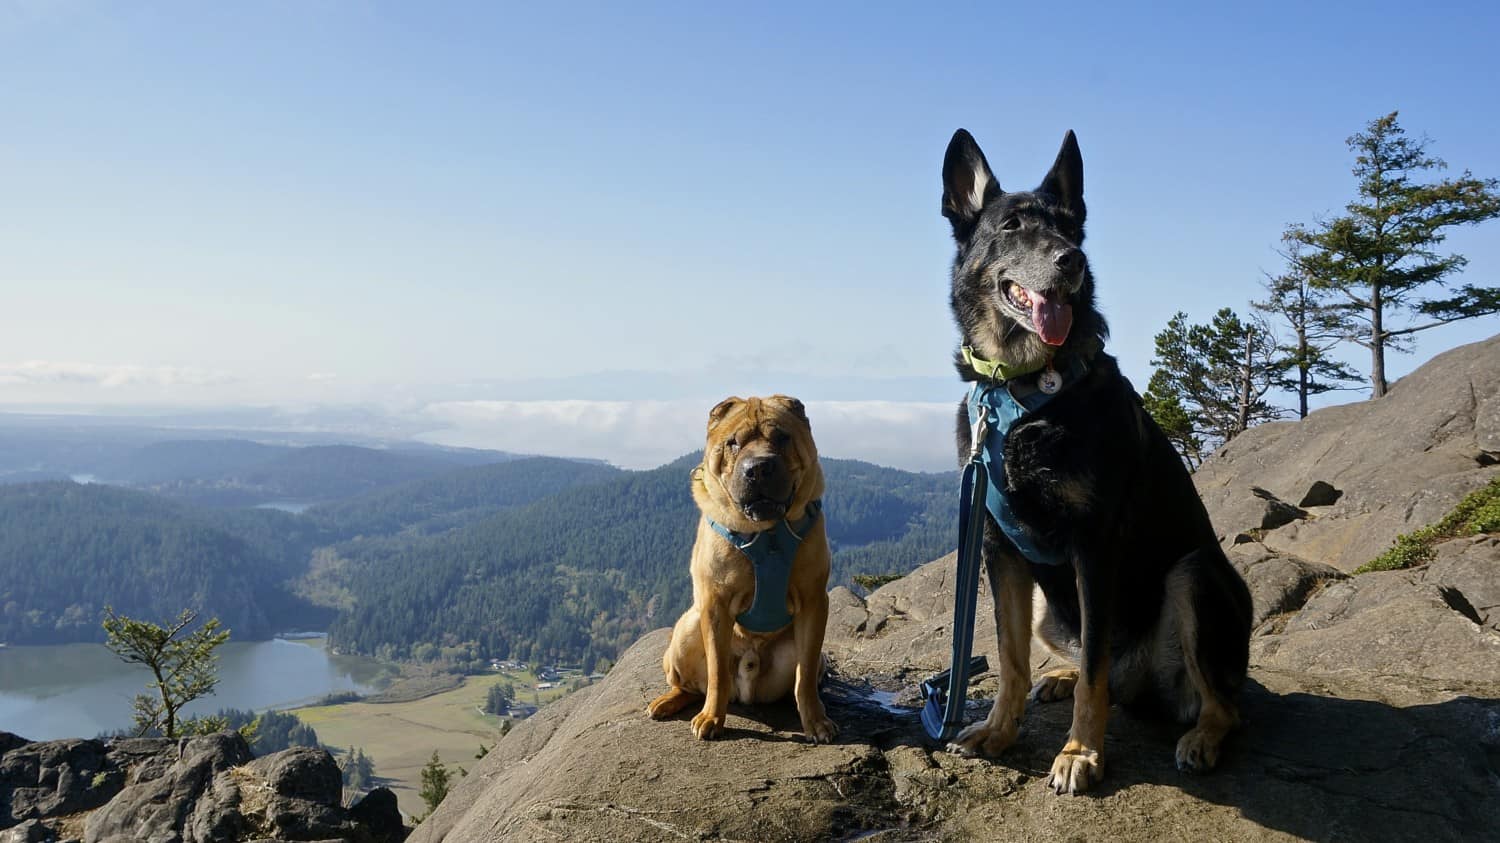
[708,396,743,429]
[942,129,1000,240]
[1039,130,1085,222]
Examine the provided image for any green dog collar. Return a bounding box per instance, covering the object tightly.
[961,345,1048,382]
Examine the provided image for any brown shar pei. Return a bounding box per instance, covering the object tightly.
[646,395,838,743]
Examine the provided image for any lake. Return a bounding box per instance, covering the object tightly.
[0,636,390,741]
[255,500,315,514]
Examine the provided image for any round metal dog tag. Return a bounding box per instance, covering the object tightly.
[1038,367,1062,394]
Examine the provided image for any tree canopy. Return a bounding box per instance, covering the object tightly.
[1144,309,1282,466]
[1285,111,1500,397]
[102,607,231,739]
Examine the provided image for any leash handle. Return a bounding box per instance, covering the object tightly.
[921,430,991,742]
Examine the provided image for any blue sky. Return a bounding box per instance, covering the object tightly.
[1,2,1497,468]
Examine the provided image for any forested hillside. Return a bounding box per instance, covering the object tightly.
[0,482,331,644]
[0,451,957,664]
[306,456,622,539]
[326,456,956,667]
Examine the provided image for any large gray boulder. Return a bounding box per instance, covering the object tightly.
[1423,534,1500,631]
[1194,335,1500,571]
[1227,544,1346,630]
[1250,541,1500,689]
[411,548,1500,843]
[84,732,253,843]
[0,732,404,843]
[0,737,133,827]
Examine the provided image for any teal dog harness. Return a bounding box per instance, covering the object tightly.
[965,364,1084,567]
[706,500,823,633]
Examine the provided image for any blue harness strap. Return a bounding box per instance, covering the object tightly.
[966,364,1084,568]
[706,500,822,633]
[920,357,1086,742]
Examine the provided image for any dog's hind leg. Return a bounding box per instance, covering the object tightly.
[1031,667,1079,703]
[647,686,703,719]
[1166,563,1241,772]
[949,539,1033,758]
[1030,586,1081,703]
[648,609,709,719]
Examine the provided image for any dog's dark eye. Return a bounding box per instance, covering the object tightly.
[770,430,791,447]
[726,437,739,454]
[1000,217,1021,231]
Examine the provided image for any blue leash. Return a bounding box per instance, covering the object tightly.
[919,360,1084,742]
[920,401,993,741]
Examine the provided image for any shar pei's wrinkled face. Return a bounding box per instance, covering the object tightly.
[699,394,823,525]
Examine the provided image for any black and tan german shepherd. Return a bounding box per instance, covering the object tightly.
[939,128,1252,794]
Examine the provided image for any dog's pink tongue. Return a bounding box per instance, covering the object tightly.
[1031,291,1073,346]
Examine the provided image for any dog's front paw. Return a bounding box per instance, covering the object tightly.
[690,710,725,740]
[800,712,838,744]
[1175,727,1223,773]
[1047,745,1104,795]
[946,717,1019,757]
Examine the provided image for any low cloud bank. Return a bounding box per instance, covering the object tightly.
[0,361,236,388]
[417,399,958,472]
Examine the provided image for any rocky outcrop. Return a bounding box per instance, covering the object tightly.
[1194,335,1500,571]
[1226,544,1346,629]
[1424,534,1500,632]
[411,337,1500,842]
[412,543,1500,843]
[0,733,405,843]
[0,738,134,828]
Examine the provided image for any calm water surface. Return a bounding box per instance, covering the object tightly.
[0,636,388,741]
[255,500,314,514]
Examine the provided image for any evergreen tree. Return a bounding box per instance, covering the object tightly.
[1147,309,1281,464]
[484,682,514,715]
[340,746,376,793]
[418,750,454,817]
[1142,369,1205,468]
[101,607,230,739]
[1285,112,1500,397]
[1254,240,1362,417]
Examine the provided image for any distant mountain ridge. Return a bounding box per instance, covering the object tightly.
[0,443,956,662]
[0,424,523,506]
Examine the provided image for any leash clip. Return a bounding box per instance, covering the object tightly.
[919,655,989,741]
[967,401,990,465]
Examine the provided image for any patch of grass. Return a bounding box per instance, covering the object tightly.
[852,573,905,594]
[1355,477,1500,574]
[284,670,572,816]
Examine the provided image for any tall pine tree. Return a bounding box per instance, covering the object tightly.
[1285,112,1500,397]
[1254,240,1362,417]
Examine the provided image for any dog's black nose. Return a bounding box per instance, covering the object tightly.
[1054,248,1084,274]
[740,455,781,483]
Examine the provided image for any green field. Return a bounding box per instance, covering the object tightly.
[288,669,576,817]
